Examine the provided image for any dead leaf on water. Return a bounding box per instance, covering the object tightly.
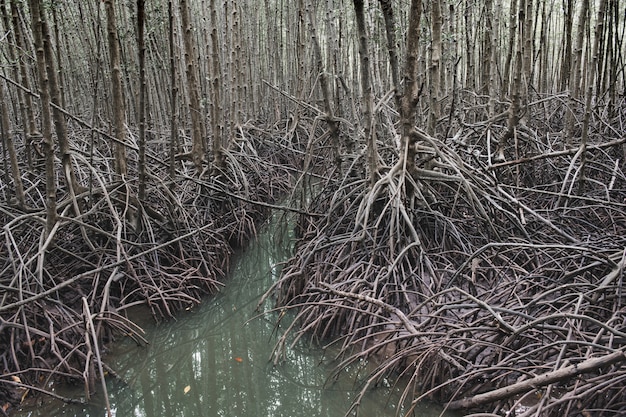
[234,357,243,363]
[184,385,191,394]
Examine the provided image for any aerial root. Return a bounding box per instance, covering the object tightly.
[0,125,296,410]
[269,95,626,416]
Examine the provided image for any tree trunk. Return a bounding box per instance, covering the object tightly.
[563,0,589,145]
[28,0,56,233]
[463,0,475,90]
[399,0,423,179]
[10,0,38,173]
[179,0,205,172]
[209,0,225,176]
[560,0,574,92]
[0,79,25,207]
[168,0,178,179]
[353,0,378,187]
[137,0,146,201]
[0,1,25,207]
[378,0,400,109]
[104,0,128,177]
[503,0,518,93]
[428,0,442,135]
[578,0,609,191]
[498,0,525,162]
[41,1,80,193]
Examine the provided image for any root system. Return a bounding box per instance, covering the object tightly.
[268,95,626,416]
[0,124,296,412]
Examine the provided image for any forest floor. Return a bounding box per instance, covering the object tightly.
[266,94,626,416]
[0,123,299,415]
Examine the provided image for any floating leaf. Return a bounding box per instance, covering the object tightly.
[234,357,243,363]
[184,385,191,394]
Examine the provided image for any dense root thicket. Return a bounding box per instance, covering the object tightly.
[0,124,297,413]
[269,96,626,416]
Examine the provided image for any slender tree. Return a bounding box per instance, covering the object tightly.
[104,0,128,177]
[0,1,25,207]
[10,0,39,173]
[503,0,518,93]
[353,0,378,186]
[179,0,205,172]
[428,0,442,135]
[307,0,341,172]
[399,0,423,179]
[209,0,225,176]
[563,0,590,145]
[0,80,25,207]
[578,0,609,190]
[168,0,178,179]
[41,1,80,193]
[560,0,574,92]
[137,0,146,200]
[28,0,56,233]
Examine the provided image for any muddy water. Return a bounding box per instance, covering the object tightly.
[18,213,450,417]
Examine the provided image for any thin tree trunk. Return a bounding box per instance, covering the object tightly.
[579,0,609,191]
[168,0,178,179]
[503,0,518,93]
[0,80,25,207]
[0,1,25,207]
[28,0,56,233]
[428,0,442,135]
[522,0,534,92]
[498,0,525,162]
[378,0,400,109]
[563,0,589,145]
[486,0,497,117]
[41,1,80,193]
[11,0,38,173]
[51,5,66,110]
[137,0,146,201]
[179,0,205,172]
[399,0,423,180]
[104,0,128,177]
[353,0,378,186]
[481,0,493,95]
[209,0,225,176]
[560,0,574,92]
[463,0,475,90]
[571,0,589,100]
[307,1,341,172]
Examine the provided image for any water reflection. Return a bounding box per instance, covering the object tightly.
[19,213,449,417]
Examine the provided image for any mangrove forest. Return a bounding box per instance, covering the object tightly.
[1,0,626,415]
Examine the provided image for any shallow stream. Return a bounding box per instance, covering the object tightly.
[18,213,449,417]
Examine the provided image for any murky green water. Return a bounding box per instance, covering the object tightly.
[18,213,449,417]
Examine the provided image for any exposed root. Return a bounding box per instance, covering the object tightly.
[269,95,626,416]
[0,125,295,412]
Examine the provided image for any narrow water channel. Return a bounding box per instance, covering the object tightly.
[18,213,449,417]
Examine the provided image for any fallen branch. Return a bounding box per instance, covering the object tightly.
[487,136,626,170]
[446,349,626,410]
